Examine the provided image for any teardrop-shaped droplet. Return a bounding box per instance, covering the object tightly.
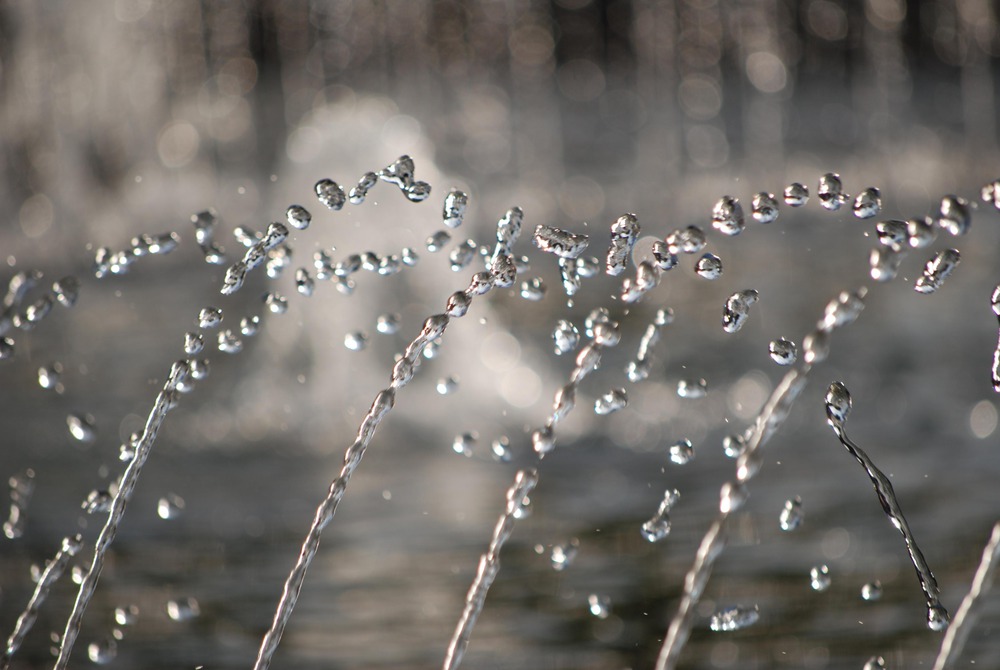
[825,381,852,428]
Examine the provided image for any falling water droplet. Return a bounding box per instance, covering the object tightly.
[551,540,579,571]
[677,378,708,399]
[87,637,117,665]
[452,432,476,457]
[723,433,747,459]
[532,426,555,457]
[217,330,242,354]
[82,489,113,514]
[606,213,641,275]
[594,388,628,415]
[802,329,830,364]
[711,196,745,236]
[863,656,886,670]
[520,277,546,301]
[669,439,695,465]
[114,604,139,627]
[810,564,831,591]
[314,178,346,211]
[449,240,477,271]
[67,413,96,443]
[915,249,960,294]
[876,219,908,250]
[166,597,200,622]
[938,195,971,236]
[819,289,866,331]
[666,226,707,254]
[443,189,468,228]
[768,338,797,365]
[870,247,904,282]
[240,316,260,337]
[295,268,315,297]
[779,497,803,531]
[695,253,723,280]
[722,289,759,334]
[853,187,882,219]
[818,173,847,211]
[285,204,312,230]
[641,488,680,542]
[825,382,852,428]
[533,224,590,259]
[38,362,64,390]
[553,320,580,355]
[491,436,512,463]
[588,594,611,619]
[52,276,80,308]
[157,493,185,520]
[752,192,779,223]
[709,605,760,632]
[376,313,401,335]
[907,217,937,249]
[861,580,882,601]
[436,376,459,395]
[783,182,809,206]
[264,292,288,315]
[344,332,368,352]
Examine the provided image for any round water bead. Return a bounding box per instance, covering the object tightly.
[751,192,779,223]
[677,378,708,399]
[695,253,723,280]
[157,493,185,520]
[87,637,117,665]
[779,497,804,531]
[241,315,261,337]
[587,593,611,619]
[825,381,852,427]
[810,564,831,591]
[669,439,694,465]
[452,432,476,457]
[711,195,745,236]
[520,277,546,301]
[723,433,747,459]
[166,597,200,622]
[264,292,288,315]
[853,187,882,219]
[285,204,312,230]
[666,225,707,254]
[783,182,809,206]
[436,376,459,395]
[861,580,882,601]
[38,362,64,390]
[115,604,140,627]
[818,173,846,211]
[217,330,242,354]
[768,338,797,365]
[551,540,579,571]
[426,230,451,252]
[709,605,759,632]
[491,436,512,463]
[376,313,401,335]
[344,331,368,352]
[67,413,97,443]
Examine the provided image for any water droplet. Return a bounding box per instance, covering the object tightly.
[768,338,797,365]
[669,439,695,465]
[642,488,680,542]
[532,425,555,457]
[449,239,477,271]
[588,593,611,619]
[119,433,140,462]
[938,195,971,236]
[551,540,579,571]
[295,268,315,297]
[666,226,707,254]
[217,329,243,354]
[82,489,113,514]
[783,182,809,206]
[825,381,852,428]
[981,179,1000,209]
[802,329,830,364]
[651,240,678,271]
[314,178,346,211]
[520,277,546,301]
[584,308,610,338]
[869,247,904,282]
[907,217,937,248]
[607,213,641,276]
[863,656,886,670]
[490,253,517,288]
[0,337,13,361]
[779,497,803,531]
[406,181,432,203]
[157,493,185,520]
[723,289,759,333]
[532,224,590,259]
[240,316,261,337]
[114,604,139,627]
[861,580,882,601]
[87,637,117,665]
[452,432,476,457]
[928,604,950,631]
[625,360,651,383]
[553,320,580,355]
[592,321,621,347]
[443,189,468,228]
[818,173,847,211]
[436,376,459,395]
[709,604,760,632]
[810,564,831,591]
[819,289,866,331]
[572,343,602,382]
[67,413,96,443]
[491,436,512,463]
[38,361,64,390]
[264,292,288,315]
[915,248,960,294]
[621,261,660,303]
[853,187,882,219]
[677,378,708,399]
[375,313,401,335]
[576,256,600,277]
[594,388,628,415]
[712,196,745,236]
[752,192,779,223]
[723,433,747,459]
[695,253,723,280]
[166,597,200,622]
[875,219,908,251]
[285,204,312,230]
[52,276,80,307]
[344,331,368,352]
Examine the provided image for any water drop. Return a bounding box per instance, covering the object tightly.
[621,261,660,303]
[666,226,707,254]
[592,321,621,347]
[405,181,432,203]
[853,187,882,219]
[217,329,242,354]
[875,219,908,250]
[981,179,1000,209]
[344,331,368,352]
[938,195,971,236]
[783,182,809,206]
[928,604,950,631]
[695,253,723,280]
[572,343,602,382]
[166,597,200,622]
[553,320,580,355]
[0,337,13,361]
[240,315,261,337]
[607,213,641,276]
[802,329,830,364]
[723,289,759,333]
[819,289,866,331]
[651,240,678,271]
[641,515,672,543]
[818,173,847,211]
[295,268,315,297]
[779,497,803,531]
[38,361,64,390]
[723,433,747,459]
[314,178,345,211]
[285,204,312,230]
[490,253,517,288]
[677,378,708,399]
[466,271,493,296]
[157,493,185,520]
[264,292,288,315]
[532,224,590,259]
[452,432,476,457]
[810,564,831,591]
[825,382,852,427]
[532,425,555,457]
[87,637,117,665]
[52,276,80,308]
[863,656,886,670]
[907,217,937,248]
[587,593,611,619]
[520,277,546,301]
[752,192,779,223]
[377,255,402,277]
[711,196,745,236]
[449,240,477,271]
[442,189,468,228]
[82,489,113,514]
[576,256,600,277]
[915,248,960,294]
[376,313,401,335]
[625,360,651,383]
[709,605,760,632]
[584,308,611,338]
[67,413,96,443]
[436,376,459,395]
[861,580,882,601]
[768,338,797,365]
[491,436,512,463]
[669,439,694,465]
[594,388,628,415]
[869,247,904,282]
[551,540,579,571]
[114,604,139,627]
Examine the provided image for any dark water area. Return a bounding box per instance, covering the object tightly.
[2,2,1000,669]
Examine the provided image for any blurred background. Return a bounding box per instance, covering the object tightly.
[1,1,999,669]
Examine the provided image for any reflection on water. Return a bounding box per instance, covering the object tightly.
[1,2,1000,669]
